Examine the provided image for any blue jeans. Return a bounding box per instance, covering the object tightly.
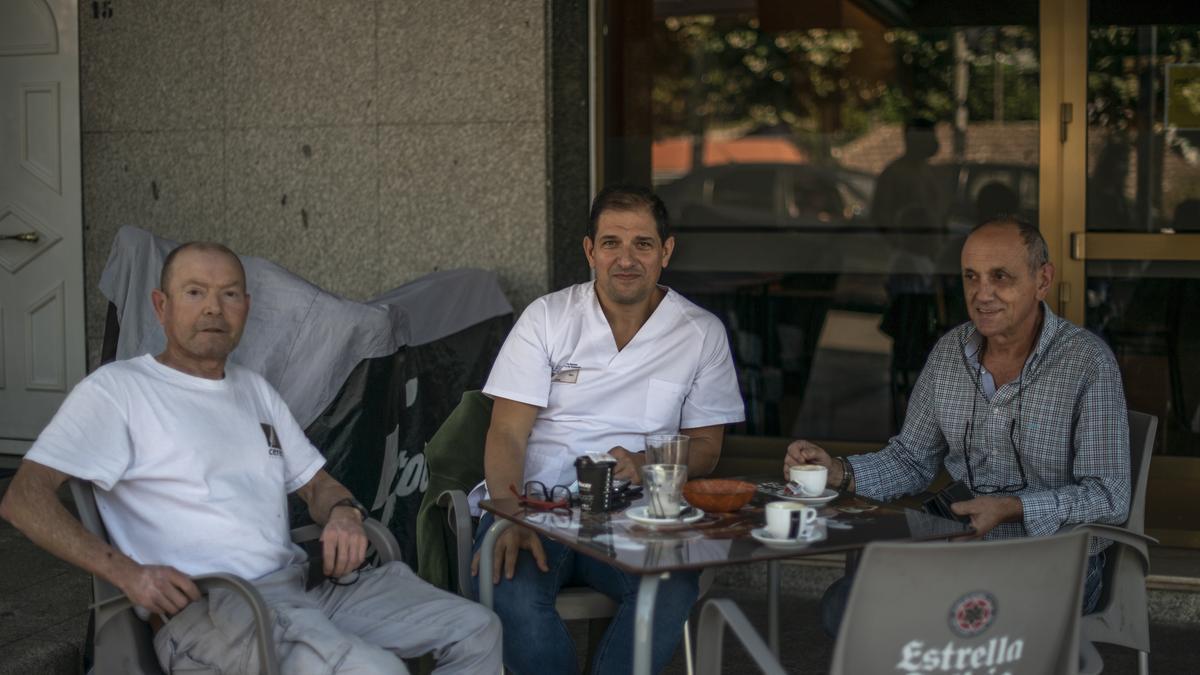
[472,513,699,675]
[819,549,1107,637]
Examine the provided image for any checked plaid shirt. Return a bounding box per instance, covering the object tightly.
[849,302,1130,555]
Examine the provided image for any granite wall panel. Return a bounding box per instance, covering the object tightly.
[378,122,547,308]
[78,0,566,370]
[223,126,380,300]
[81,130,225,365]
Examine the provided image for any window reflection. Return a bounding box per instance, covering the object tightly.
[1086,24,1200,235]
[607,2,1039,440]
[1086,21,1200,456]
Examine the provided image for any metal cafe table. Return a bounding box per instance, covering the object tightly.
[478,488,970,675]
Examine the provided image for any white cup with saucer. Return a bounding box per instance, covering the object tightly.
[765,500,818,540]
[789,464,829,498]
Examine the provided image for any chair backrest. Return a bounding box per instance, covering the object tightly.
[830,529,1091,675]
[1081,411,1158,655]
[1125,411,1157,535]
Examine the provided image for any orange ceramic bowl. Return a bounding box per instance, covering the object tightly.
[682,479,756,513]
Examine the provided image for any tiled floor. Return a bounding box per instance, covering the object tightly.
[0,480,88,675]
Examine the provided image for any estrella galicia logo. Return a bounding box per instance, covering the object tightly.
[261,423,283,457]
[948,591,997,637]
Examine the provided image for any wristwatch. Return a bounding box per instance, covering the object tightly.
[836,456,854,492]
[330,497,369,522]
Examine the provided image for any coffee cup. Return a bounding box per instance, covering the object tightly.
[765,501,818,540]
[789,463,829,497]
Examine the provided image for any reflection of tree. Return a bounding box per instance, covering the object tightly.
[1088,27,1200,131]
[878,27,1039,124]
[651,17,1040,160]
[652,16,864,161]
[650,15,1199,216]
[1087,26,1200,227]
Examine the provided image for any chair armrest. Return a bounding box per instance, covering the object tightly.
[192,574,280,675]
[87,573,280,675]
[363,519,403,564]
[695,599,787,675]
[291,519,403,565]
[1079,638,1104,675]
[290,523,323,544]
[438,489,475,598]
[1072,523,1156,567]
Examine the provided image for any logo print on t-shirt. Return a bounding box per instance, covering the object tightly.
[261,423,283,457]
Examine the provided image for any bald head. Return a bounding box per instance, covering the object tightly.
[967,217,1048,273]
[160,242,245,293]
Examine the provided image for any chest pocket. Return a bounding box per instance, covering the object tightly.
[643,378,686,432]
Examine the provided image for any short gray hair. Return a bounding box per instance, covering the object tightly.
[971,216,1049,271]
[160,241,245,291]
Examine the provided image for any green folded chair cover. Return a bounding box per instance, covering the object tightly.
[416,390,493,591]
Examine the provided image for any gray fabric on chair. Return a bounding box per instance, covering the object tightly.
[415,390,492,593]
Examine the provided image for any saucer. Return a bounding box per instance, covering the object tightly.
[625,505,705,526]
[757,481,839,505]
[750,526,827,549]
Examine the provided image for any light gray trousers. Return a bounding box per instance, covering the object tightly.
[153,560,502,674]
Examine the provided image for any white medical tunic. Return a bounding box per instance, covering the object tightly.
[483,282,745,491]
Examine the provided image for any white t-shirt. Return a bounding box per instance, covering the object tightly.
[483,282,745,491]
[26,355,326,581]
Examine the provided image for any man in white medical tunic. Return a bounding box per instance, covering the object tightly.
[471,185,745,674]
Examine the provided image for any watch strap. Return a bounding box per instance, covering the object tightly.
[330,497,369,522]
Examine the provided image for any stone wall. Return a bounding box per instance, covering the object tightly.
[79,0,559,367]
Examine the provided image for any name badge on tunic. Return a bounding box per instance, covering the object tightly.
[551,364,581,383]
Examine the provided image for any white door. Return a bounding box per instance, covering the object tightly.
[0,0,84,458]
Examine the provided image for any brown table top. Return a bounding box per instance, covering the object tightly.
[480,480,973,576]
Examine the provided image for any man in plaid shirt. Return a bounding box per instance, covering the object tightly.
[784,216,1130,633]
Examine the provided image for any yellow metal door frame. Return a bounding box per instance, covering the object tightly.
[1042,0,1200,548]
[1039,0,1088,321]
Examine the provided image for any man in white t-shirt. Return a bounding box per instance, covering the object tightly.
[470,185,745,674]
[0,242,500,674]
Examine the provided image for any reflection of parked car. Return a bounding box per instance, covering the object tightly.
[656,163,876,230]
[935,162,1038,231]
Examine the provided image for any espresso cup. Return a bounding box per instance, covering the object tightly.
[765,501,818,540]
[789,463,829,497]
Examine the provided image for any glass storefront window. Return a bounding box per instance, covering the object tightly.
[1085,18,1200,457]
[1085,24,1200,234]
[604,1,1039,441]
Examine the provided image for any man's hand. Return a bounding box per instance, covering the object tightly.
[320,508,368,577]
[471,526,547,585]
[116,563,202,616]
[951,496,1023,538]
[609,446,647,484]
[783,440,840,486]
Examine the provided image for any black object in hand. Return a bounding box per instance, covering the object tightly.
[922,480,974,525]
